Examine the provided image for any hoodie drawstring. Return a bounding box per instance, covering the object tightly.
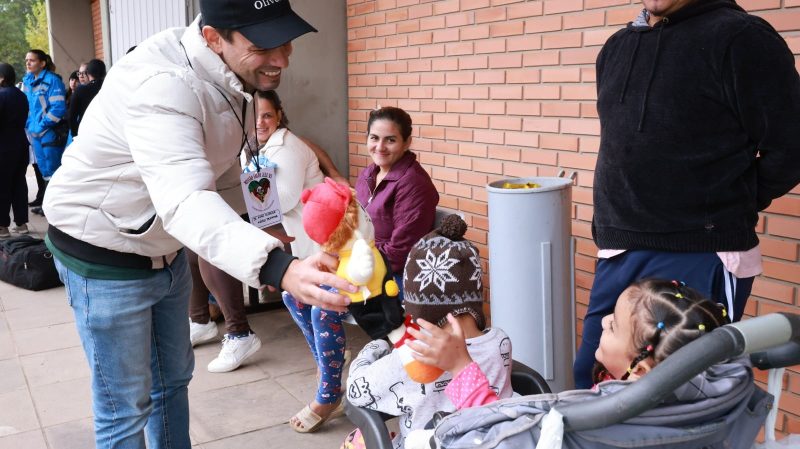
[637,19,667,132]
[619,33,641,104]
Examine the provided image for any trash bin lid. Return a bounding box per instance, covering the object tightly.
[487,177,573,194]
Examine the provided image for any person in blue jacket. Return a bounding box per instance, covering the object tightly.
[22,49,67,216]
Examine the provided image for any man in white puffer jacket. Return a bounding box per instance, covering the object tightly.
[42,1,356,448]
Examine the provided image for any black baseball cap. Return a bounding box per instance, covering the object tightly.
[200,0,317,49]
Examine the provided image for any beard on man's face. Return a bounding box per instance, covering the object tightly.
[642,0,694,17]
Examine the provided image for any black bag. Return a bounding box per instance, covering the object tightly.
[0,236,63,291]
[43,120,69,148]
[49,117,69,148]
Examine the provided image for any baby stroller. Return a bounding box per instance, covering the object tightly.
[347,313,800,449]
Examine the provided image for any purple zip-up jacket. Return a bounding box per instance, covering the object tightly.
[355,151,439,273]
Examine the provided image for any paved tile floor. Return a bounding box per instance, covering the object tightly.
[0,172,371,448]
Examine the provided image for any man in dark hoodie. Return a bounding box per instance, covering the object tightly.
[574,0,800,388]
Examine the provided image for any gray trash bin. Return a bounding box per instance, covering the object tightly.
[487,176,574,392]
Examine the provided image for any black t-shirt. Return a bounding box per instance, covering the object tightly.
[68,79,103,136]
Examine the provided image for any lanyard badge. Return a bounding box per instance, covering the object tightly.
[241,156,282,229]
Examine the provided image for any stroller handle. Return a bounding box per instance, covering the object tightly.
[730,313,800,353]
[557,313,800,431]
[751,341,800,370]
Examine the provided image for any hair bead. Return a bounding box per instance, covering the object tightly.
[698,324,706,331]
[657,322,665,330]
[646,344,653,352]
[675,293,683,299]
[717,303,728,318]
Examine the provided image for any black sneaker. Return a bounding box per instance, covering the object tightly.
[31,207,45,217]
[28,199,43,207]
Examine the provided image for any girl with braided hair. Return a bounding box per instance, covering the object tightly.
[593,278,729,383]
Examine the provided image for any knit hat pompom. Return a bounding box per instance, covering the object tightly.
[438,214,467,241]
[403,214,485,330]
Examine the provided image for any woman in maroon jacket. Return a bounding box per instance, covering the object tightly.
[355,106,439,293]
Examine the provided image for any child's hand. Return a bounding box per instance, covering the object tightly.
[407,314,473,377]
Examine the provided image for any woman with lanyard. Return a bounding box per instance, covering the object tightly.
[241,89,351,433]
[189,89,344,375]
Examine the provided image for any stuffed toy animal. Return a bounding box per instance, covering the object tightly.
[301,178,443,383]
[387,315,445,384]
[300,178,404,340]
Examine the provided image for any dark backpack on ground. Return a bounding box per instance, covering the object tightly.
[0,236,62,291]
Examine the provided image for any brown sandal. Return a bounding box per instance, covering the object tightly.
[289,400,345,433]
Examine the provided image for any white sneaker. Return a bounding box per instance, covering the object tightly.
[189,320,218,347]
[0,227,9,239]
[207,333,262,373]
[11,224,29,235]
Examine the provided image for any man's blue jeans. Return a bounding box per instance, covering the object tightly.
[55,252,194,449]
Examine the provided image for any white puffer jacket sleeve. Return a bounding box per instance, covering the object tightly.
[125,74,282,286]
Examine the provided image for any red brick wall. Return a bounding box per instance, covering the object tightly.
[91,0,104,59]
[346,0,800,437]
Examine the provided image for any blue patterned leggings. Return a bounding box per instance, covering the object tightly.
[282,291,348,404]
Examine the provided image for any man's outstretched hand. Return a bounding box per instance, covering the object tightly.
[280,252,356,312]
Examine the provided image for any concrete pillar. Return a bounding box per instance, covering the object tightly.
[46,0,96,80]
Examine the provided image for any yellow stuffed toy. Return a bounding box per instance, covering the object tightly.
[300,177,399,303]
[301,178,447,382]
[336,235,400,302]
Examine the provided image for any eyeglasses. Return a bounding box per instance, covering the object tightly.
[79,71,88,76]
